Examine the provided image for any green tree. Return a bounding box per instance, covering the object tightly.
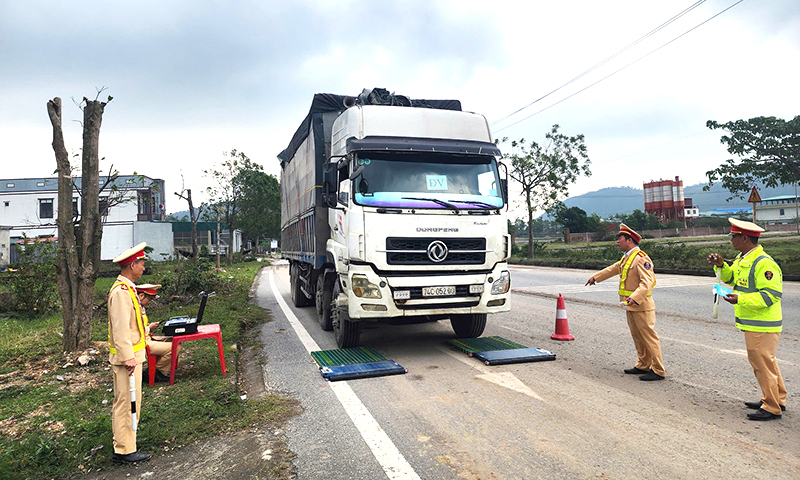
[618,209,660,232]
[235,168,281,253]
[705,116,800,199]
[205,149,252,263]
[501,126,591,256]
[552,204,592,233]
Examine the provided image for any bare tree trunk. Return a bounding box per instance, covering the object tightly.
[49,98,80,351]
[175,185,204,262]
[48,97,106,352]
[188,190,200,260]
[215,215,221,269]
[525,189,535,258]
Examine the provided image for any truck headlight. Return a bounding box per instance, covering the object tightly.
[491,270,510,294]
[352,274,382,299]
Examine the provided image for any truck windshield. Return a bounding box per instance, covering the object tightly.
[352,152,504,209]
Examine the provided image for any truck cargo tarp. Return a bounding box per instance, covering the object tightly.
[278,92,462,165]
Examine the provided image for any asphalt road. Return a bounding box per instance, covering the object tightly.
[253,263,799,480]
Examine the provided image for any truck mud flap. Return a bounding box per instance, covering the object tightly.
[311,347,407,381]
[446,336,556,366]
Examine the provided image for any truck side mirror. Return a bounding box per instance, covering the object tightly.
[500,178,509,206]
[322,161,339,207]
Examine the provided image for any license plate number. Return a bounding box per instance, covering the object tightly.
[422,286,456,297]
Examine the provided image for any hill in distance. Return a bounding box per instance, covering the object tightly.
[565,182,798,218]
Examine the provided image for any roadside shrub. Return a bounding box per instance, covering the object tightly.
[2,240,59,314]
[158,258,221,297]
[511,241,547,257]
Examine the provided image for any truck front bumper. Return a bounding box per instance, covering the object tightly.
[345,263,511,319]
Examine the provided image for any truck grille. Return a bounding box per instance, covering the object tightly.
[385,237,486,265]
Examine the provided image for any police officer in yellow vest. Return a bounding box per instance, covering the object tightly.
[586,223,666,381]
[708,218,786,421]
[108,242,151,463]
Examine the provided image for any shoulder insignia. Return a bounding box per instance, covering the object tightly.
[638,251,647,257]
[119,284,128,291]
[765,271,773,280]
[644,261,652,270]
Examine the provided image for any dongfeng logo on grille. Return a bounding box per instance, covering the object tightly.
[427,240,448,263]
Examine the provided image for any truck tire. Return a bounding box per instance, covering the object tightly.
[332,280,361,348]
[450,313,487,338]
[290,263,311,307]
[316,274,333,331]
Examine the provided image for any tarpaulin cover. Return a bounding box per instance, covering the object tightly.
[278,91,462,166]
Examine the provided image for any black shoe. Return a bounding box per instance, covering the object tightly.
[747,408,781,421]
[744,400,785,412]
[623,367,649,375]
[112,451,151,463]
[639,370,665,381]
[154,371,171,383]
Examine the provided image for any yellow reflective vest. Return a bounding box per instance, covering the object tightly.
[619,250,655,297]
[715,245,782,332]
[108,279,147,358]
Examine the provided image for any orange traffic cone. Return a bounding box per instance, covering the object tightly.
[551,293,574,341]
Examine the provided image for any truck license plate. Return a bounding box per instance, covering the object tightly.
[422,286,456,297]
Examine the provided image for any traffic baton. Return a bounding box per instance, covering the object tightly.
[129,374,138,431]
[712,270,721,319]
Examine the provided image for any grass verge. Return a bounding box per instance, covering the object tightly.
[511,236,800,278]
[0,260,299,480]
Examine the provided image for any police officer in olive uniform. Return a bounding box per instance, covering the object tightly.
[586,223,666,381]
[108,243,151,463]
[708,218,786,421]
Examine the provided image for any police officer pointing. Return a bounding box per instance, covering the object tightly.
[586,223,666,381]
[708,218,786,421]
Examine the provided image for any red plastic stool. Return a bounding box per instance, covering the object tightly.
[167,324,227,385]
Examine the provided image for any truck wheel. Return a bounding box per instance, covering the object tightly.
[332,280,361,348]
[316,274,333,331]
[450,314,487,338]
[290,263,311,307]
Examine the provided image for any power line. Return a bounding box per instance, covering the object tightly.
[491,0,708,128]
[494,0,746,134]
[594,129,711,166]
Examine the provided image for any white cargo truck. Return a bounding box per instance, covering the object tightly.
[279,88,511,347]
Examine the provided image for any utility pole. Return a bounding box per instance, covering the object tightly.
[795,181,799,235]
[215,207,221,270]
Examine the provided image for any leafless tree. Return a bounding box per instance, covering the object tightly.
[47,94,108,352]
[175,174,205,261]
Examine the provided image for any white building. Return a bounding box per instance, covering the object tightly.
[755,194,800,224]
[0,176,174,262]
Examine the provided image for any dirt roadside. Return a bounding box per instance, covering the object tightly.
[76,270,298,480]
[75,344,296,480]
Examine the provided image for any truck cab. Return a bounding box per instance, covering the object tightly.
[280,90,511,347]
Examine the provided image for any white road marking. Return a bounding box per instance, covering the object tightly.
[436,346,544,400]
[268,268,421,480]
[511,275,717,296]
[661,335,796,366]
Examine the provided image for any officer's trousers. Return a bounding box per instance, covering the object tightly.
[111,363,142,455]
[146,337,176,374]
[744,331,787,415]
[626,309,665,376]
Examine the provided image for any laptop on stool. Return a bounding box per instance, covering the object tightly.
[162,291,211,336]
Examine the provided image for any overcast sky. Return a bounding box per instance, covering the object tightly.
[1,0,798,217]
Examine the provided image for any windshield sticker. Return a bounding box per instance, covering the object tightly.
[426,175,448,190]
